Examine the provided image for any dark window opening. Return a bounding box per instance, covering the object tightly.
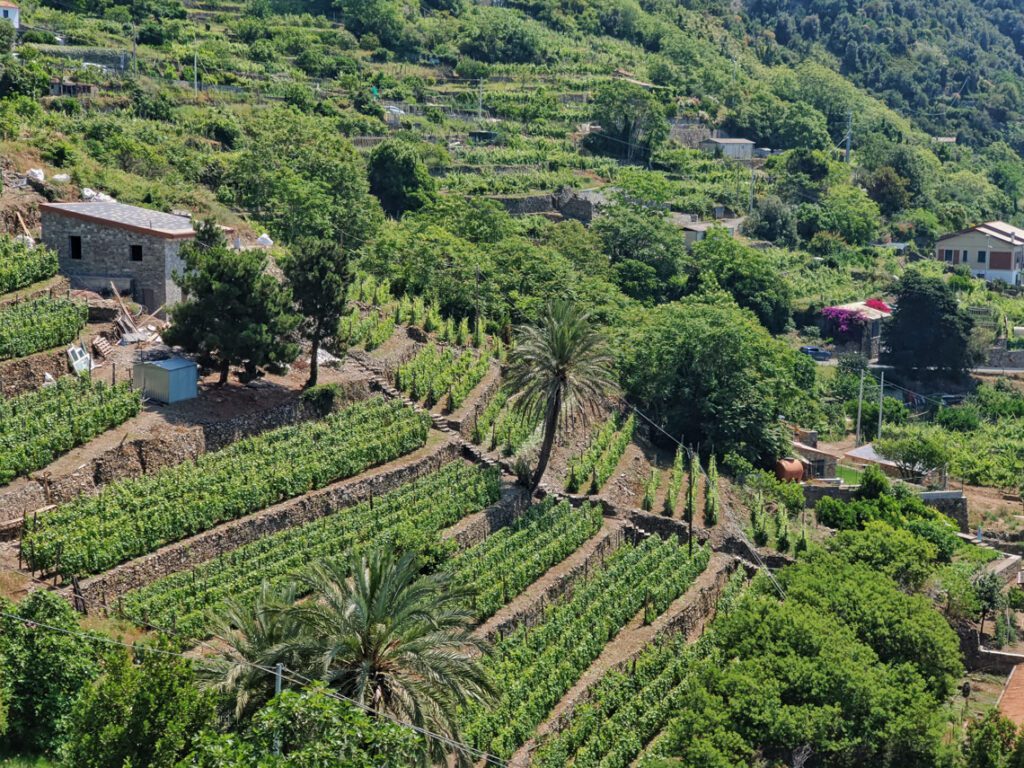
[130,244,143,262]
[69,235,82,260]
[978,250,987,264]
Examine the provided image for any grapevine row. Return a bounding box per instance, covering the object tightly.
[0,298,87,361]
[0,239,58,295]
[472,387,509,445]
[462,536,711,759]
[662,447,686,516]
[490,400,541,456]
[337,306,394,351]
[119,461,501,639]
[0,376,141,485]
[395,342,490,409]
[443,499,603,620]
[21,397,430,578]
[532,635,699,768]
[566,414,635,493]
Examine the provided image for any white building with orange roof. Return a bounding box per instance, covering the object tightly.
[0,1,19,29]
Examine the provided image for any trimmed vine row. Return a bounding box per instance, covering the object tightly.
[0,298,87,360]
[444,499,603,620]
[21,397,430,578]
[119,461,500,639]
[566,414,635,493]
[0,376,141,485]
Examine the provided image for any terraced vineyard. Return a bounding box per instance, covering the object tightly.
[443,498,604,620]
[566,413,636,493]
[0,376,141,485]
[462,536,711,759]
[395,341,492,409]
[473,387,542,456]
[21,397,430,577]
[0,298,88,360]
[533,569,747,767]
[0,239,58,295]
[120,461,500,638]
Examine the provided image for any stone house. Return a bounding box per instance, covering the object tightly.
[40,201,201,312]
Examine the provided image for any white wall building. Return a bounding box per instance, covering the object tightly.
[934,221,1024,285]
[699,137,755,160]
[0,1,19,30]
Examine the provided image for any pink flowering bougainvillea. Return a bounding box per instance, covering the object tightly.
[821,306,867,334]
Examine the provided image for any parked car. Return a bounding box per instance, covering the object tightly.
[799,346,832,361]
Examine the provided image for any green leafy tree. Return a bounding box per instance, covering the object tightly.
[165,222,300,385]
[963,708,1019,768]
[881,271,975,378]
[0,592,99,755]
[875,425,951,482]
[61,639,214,768]
[742,195,798,246]
[689,230,792,333]
[367,139,437,219]
[227,108,382,243]
[281,238,350,388]
[618,297,816,465]
[866,166,911,216]
[593,201,686,303]
[828,521,938,591]
[180,683,421,767]
[975,571,1004,639]
[588,80,668,162]
[506,300,618,491]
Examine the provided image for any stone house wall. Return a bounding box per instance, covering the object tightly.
[41,208,189,310]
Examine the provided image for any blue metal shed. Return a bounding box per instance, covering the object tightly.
[132,358,198,404]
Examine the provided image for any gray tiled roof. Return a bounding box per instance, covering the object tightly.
[41,202,195,238]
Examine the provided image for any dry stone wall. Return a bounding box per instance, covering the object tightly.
[71,440,463,608]
[0,388,368,537]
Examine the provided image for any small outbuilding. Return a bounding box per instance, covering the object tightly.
[699,137,755,160]
[132,358,198,404]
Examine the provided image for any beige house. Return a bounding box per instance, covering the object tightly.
[935,221,1024,285]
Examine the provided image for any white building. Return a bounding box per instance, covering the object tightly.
[699,137,755,160]
[934,221,1024,285]
[0,1,19,30]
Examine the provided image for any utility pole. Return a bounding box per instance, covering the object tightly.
[855,369,865,446]
[273,663,283,755]
[876,370,885,441]
[844,108,853,164]
[748,164,755,213]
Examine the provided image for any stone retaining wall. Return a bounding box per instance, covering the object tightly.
[446,362,502,440]
[442,484,532,549]
[481,524,630,644]
[71,440,463,609]
[0,348,70,399]
[0,389,366,536]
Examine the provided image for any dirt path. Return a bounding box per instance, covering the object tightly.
[508,551,737,767]
[474,518,627,644]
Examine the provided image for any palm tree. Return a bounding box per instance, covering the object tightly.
[287,549,492,766]
[506,300,618,492]
[197,581,304,724]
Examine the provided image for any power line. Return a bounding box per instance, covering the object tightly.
[620,398,787,601]
[0,606,510,767]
